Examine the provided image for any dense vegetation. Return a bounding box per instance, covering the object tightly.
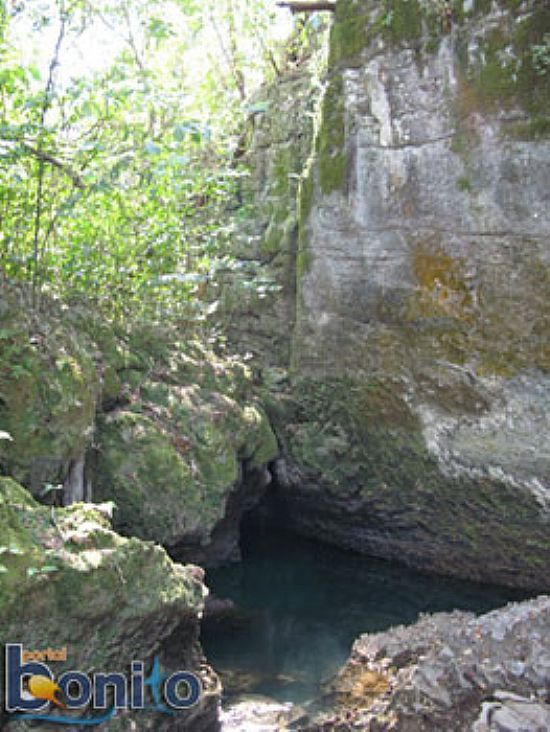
[0,0,304,324]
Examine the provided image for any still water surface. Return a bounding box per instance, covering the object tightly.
[202,523,526,703]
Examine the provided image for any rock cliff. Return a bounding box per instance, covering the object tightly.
[234,0,550,589]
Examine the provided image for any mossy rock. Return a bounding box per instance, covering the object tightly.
[457,3,550,122]
[0,475,204,654]
[0,477,217,729]
[0,281,278,560]
[94,345,278,548]
[94,408,237,545]
[0,287,100,494]
[285,376,423,490]
[317,73,347,195]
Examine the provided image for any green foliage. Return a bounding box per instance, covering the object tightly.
[0,0,292,327]
[532,34,550,76]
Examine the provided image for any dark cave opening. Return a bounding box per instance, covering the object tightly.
[200,483,528,705]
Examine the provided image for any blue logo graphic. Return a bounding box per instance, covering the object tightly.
[5,644,202,726]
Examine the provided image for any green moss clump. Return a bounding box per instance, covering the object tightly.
[240,406,279,468]
[456,176,473,192]
[95,411,201,543]
[329,0,373,65]
[317,74,347,195]
[459,4,550,121]
[508,116,550,140]
[271,146,294,198]
[385,0,423,45]
[298,167,315,233]
[295,165,316,279]
[286,376,421,488]
[329,0,438,66]
[320,151,347,195]
[296,165,315,277]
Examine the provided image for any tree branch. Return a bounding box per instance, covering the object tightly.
[22,143,85,189]
[33,3,67,309]
[277,1,336,12]
[208,8,246,101]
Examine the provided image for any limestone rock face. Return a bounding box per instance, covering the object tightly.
[305,595,550,731]
[245,0,550,588]
[0,477,220,731]
[222,63,326,366]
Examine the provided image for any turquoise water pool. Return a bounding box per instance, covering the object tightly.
[201,521,527,703]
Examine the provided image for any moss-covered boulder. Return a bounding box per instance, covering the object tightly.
[93,336,278,560]
[0,282,279,563]
[0,477,220,731]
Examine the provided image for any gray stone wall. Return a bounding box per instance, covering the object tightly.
[240,0,550,588]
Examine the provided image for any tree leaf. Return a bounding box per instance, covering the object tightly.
[39,483,63,497]
[40,565,59,573]
[144,140,162,155]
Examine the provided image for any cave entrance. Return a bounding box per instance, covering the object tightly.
[200,493,527,705]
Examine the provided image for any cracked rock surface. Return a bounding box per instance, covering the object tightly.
[304,595,550,731]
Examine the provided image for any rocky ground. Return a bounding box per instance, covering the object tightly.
[300,595,550,731]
